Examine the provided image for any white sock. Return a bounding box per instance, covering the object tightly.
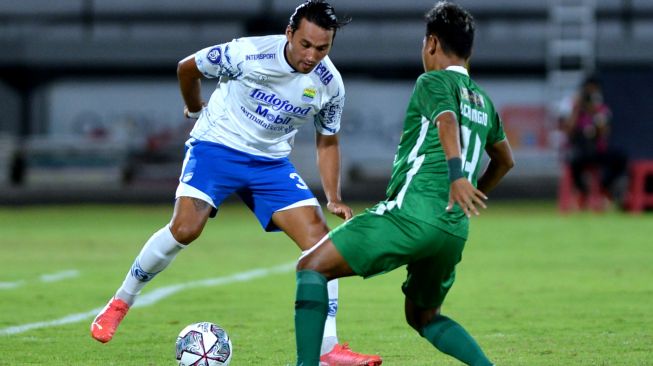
[115,226,184,306]
[321,278,339,354]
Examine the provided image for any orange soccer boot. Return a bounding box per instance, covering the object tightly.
[90,297,130,343]
[320,343,383,366]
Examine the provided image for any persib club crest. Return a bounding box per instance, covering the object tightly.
[302,87,316,102]
[207,47,222,65]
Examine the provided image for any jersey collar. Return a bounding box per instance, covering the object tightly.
[278,39,298,73]
[445,65,469,76]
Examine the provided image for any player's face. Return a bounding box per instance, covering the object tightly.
[285,19,334,74]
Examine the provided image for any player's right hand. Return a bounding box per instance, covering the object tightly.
[446,178,487,217]
[184,103,206,119]
[327,201,353,221]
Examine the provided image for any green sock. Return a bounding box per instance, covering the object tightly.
[422,315,493,366]
[295,270,328,366]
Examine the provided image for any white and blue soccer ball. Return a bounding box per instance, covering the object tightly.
[175,322,232,366]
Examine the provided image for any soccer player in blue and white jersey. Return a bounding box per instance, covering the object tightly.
[91,1,381,364]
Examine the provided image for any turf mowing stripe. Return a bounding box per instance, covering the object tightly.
[0,261,295,336]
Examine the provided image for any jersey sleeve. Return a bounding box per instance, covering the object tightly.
[486,110,507,145]
[415,73,458,122]
[314,87,344,135]
[194,38,245,79]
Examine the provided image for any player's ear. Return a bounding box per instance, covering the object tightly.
[285,25,293,40]
[428,34,438,56]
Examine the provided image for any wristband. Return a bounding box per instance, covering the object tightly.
[186,108,203,119]
[447,157,464,182]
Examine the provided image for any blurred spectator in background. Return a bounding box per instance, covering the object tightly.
[562,75,627,208]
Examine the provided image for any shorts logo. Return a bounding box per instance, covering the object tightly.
[302,88,317,102]
[182,172,194,182]
[207,47,222,65]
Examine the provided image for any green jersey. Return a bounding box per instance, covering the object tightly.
[378,66,506,239]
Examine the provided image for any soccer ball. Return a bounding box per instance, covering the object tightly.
[175,322,233,366]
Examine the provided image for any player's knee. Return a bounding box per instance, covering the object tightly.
[405,304,440,335]
[296,254,317,272]
[169,221,203,244]
[405,313,423,333]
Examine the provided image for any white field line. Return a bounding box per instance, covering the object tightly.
[0,262,295,336]
[0,281,24,289]
[0,269,81,290]
[40,269,80,283]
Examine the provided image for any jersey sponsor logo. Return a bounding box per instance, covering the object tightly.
[302,88,316,102]
[207,47,222,65]
[460,102,488,126]
[255,105,292,125]
[313,62,333,85]
[245,53,276,61]
[240,105,296,134]
[249,88,311,116]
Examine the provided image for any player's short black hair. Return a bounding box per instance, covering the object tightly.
[425,1,475,60]
[288,0,351,39]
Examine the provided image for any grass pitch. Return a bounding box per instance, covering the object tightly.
[0,202,651,365]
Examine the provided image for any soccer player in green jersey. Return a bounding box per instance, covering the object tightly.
[293,2,515,365]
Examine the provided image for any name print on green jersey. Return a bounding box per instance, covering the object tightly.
[459,86,488,127]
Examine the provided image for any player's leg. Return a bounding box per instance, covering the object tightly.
[294,236,357,366]
[92,139,231,343]
[294,205,412,366]
[402,232,493,366]
[271,207,347,356]
[406,300,493,366]
[569,152,590,207]
[115,196,212,305]
[597,149,627,198]
[244,157,349,359]
[91,197,212,343]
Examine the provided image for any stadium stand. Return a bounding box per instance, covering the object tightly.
[1,0,652,204]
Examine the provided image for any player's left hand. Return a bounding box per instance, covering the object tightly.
[327,201,353,221]
[447,178,487,218]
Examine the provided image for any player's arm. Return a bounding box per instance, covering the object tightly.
[316,133,353,220]
[477,139,514,194]
[177,55,205,118]
[437,111,488,217]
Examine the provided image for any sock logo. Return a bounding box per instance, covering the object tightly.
[131,260,158,282]
[327,299,338,317]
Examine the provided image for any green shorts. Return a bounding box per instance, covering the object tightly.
[329,204,466,308]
